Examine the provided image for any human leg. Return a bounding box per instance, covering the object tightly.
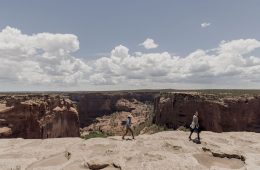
[197,128,200,140]
[122,127,129,139]
[129,128,134,139]
[189,128,194,140]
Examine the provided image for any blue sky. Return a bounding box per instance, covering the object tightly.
[0,0,260,90]
[1,0,260,58]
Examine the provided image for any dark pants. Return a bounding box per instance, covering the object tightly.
[122,126,134,139]
[189,127,200,140]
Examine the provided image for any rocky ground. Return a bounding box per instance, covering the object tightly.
[0,131,259,170]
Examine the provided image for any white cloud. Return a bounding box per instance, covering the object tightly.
[90,39,260,88]
[1,26,260,90]
[0,26,91,86]
[201,22,211,28]
[218,39,260,55]
[139,38,158,49]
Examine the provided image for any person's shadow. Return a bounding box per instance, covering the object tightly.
[125,138,134,141]
[192,138,201,144]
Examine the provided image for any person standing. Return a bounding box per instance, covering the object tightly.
[122,115,135,140]
[189,111,200,141]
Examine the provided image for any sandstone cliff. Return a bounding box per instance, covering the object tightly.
[1,90,260,139]
[0,95,80,138]
[154,92,260,132]
[0,92,156,139]
[69,92,156,128]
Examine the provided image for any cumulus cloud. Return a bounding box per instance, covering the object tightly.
[1,26,260,90]
[0,26,91,86]
[201,22,211,28]
[139,38,158,49]
[89,39,260,88]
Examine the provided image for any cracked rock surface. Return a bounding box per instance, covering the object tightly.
[0,131,259,170]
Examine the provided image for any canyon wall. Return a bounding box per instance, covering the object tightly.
[0,95,80,138]
[0,92,157,138]
[69,92,157,127]
[1,91,260,139]
[154,93,260,132]
[82,98,153,135]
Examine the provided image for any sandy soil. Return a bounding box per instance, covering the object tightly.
[0,131,259,170]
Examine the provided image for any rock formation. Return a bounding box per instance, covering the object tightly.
[82,98,153,135]
[0,131,259,169]
[0,92,156,139]
[0,95,80,138]
[69,92,156,128]
[154,92,260,132]
[1,90,260,139]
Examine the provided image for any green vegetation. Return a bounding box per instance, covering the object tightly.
[81,131,113,140]
[1,89,260,97]
[160,89,260,98]
[177,126,190,132]
[133,102,154,135]
[139,124,169,134]
[133,102,170,135]
[108,111,120,127]
[69,89,260,96]
[187,89,260,97]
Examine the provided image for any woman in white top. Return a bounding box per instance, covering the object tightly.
[189,111,200,141]
[122,115,135,140]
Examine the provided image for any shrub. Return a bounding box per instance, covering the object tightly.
[81,131,112,140]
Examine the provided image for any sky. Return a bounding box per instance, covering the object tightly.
[0,0,260,91]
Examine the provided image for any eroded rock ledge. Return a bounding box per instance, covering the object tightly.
[0,95,80,138]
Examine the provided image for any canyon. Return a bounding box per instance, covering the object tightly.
[0,90,260,139]
[70,92,156,128]
[0,92,157,138]
[0,91,260,169]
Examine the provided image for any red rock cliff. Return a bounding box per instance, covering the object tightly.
[0,95,80,138]
[154,93,260,132]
